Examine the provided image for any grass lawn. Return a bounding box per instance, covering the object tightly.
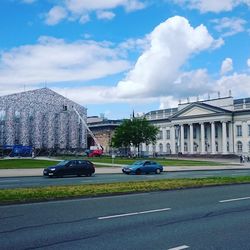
[87,157,225,166]
[0,159,58,169]
[1,176,250,204]
[0,157,226,169]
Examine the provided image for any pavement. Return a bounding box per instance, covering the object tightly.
[0,156,250,177]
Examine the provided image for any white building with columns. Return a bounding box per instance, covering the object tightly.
[142,94,250,156]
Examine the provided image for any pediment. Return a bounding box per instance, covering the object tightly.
[179,106,215,117]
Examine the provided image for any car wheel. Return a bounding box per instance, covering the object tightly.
[136,169,141,175]
[155,168,161,174]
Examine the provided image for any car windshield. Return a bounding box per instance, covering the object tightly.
[133,161,144,165]
[56,160,70,166]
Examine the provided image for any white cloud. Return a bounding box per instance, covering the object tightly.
[96,11,116,20]
[45,6,68,25]
[216,73,250,97]
[221,58,233,75]
[45,0,146,25]
[0,36,131,86]
[212,17,246,37]
[48,16,222,105]
[247,58,250,67]
[173,0,250,13]
[115,16,221,99]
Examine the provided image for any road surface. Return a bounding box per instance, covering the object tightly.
[1,184,250,249]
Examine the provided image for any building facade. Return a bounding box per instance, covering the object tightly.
[0,88,87,151]
[87,116,122,154]
[142,95,250,156]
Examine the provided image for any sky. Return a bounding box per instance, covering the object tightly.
[0,0,250,119]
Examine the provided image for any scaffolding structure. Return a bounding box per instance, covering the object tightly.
[0,88,87,152]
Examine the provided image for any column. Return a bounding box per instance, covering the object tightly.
[189,124,193,154]
[242,121,248,153]
[200,123,205,154]
[180,125,184,153]
[228,122,233,153]
[222,121,227,154]
[170,125,176,154]
[211,122,216,154]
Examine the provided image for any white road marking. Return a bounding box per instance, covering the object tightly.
[219,196,250,203]
[168,245,189,250]
[98,208,171,220]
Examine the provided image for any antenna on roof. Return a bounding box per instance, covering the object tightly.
[229,89,232,97]
[196,96,199,102]
[218,91,220,98]
[207,93,210,100]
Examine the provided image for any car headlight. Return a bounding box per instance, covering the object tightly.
[50,168,56,171]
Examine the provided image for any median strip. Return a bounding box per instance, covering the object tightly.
[1,176,250,204]
[98,208,171,220]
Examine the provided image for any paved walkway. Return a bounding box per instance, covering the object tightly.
[0,161,250,177]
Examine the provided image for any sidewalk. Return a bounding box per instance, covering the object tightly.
[0,163,250,177]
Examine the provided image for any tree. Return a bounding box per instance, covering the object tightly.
[112,117,159,156]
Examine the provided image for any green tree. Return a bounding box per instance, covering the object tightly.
[112,117,159,156]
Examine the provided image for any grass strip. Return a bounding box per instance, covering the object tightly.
[1,176,250,204]
[0,159,58,169]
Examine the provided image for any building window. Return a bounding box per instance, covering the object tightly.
[159,143,163,154]
[226,124,229,138]
[227,142,230,152]
[166,130,170,140]
[184,127,188,139]
[215,142,218,152]
[193,127,197,139]
[146,145,149,153]
[215,125,218,138]
[248,125,250,136]
[184,142,188,152]
[166,143,171,154]
[248,141,250,153]
[237,141,243,153]
[175,142,178,153]
[157,131,163,140]
[236,125,242,137]
[205,127,208,139]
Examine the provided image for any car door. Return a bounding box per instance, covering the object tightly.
[142,161,152,173]
[65,160,78,175]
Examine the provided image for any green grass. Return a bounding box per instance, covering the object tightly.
[0,159,58,169]
[0,157,226,169]
[1,176,250,204]
[56,156,225,166]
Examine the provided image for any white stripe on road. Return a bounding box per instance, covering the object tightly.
[168,245,189,250]
[98,208,171,220]
[219,196,250,203]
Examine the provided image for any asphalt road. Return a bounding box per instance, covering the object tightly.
[1,169,250,189]
[1,184,250,249]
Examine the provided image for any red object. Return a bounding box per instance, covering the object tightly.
[88,149,103,157]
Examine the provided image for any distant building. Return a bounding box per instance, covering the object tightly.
[143,94,250,156]
[87,116,122,154]
[0,88,87,152]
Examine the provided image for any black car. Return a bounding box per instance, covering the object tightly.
[43,160,95,177]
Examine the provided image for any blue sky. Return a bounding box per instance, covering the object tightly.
[0,0,250,119]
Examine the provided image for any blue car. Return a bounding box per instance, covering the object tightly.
[122,160,163,175]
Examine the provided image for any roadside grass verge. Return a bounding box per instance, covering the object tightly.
[1,176,250,204]
[0,159,58,169]
[57,156,226,166]
[0,158,227,169]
